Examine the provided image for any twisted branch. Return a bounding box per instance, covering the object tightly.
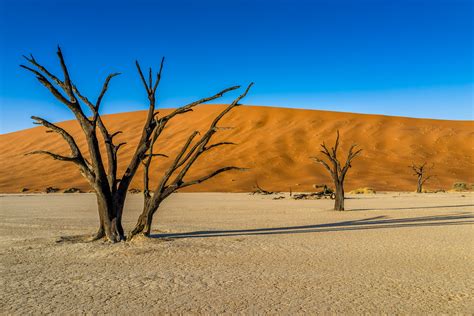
[311,130,362,182]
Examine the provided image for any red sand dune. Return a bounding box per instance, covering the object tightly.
[0,105,473,193]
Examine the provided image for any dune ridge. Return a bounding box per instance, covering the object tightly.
[0,105,473,193]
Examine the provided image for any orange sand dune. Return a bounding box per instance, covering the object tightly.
[0,105,473,193]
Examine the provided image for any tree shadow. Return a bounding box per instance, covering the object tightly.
[150,212,474,240]
[350,204,474,211]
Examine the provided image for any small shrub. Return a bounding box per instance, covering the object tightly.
[21,187,29,192]
[63,187,82,193]
[129,188,141,194]
[349,187,376,194]
[452,182,469,191]
[424,189,445,193]
[45,187,60,193]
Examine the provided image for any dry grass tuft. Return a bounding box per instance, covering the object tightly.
[450,182,474,192]
[63,187,82,193]
[349,187,376,194]
[422,189,446,193]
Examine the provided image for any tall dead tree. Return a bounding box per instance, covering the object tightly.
[410,162,433,193]
[310,131,362,211]
[22,47,252,242]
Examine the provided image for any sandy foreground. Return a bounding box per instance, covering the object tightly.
[1,192,473,314]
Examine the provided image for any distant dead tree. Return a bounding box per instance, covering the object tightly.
[22,47,252,242]
[410,162,433,193]
[250,182,274,195]
[310,131,362,211]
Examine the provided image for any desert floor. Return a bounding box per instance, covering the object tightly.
[1,192,473,314]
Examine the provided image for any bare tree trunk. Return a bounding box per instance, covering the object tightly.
[130,213,148,237]
[92,224,106,241]
[411,162,433,193]
[130,199,161,238]
[92,181,125,242]
[95,193,121,242]
[112,195,126,238]
[417,175,423,193]
[334,181,344,211]
[143,210,155,236]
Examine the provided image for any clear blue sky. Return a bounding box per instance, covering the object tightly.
[0,0,472,133]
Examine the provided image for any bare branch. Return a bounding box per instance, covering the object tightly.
[96,73,121,112]
[148,67,153,90]
[341,145,362,177]
[178,167,247,189]
[145,153,169,158]
[204,142,237,151]
[157,131,200,191]
[31,116,81,157]
[25,150,76,162]
[110,131,123,139]
[71,84,95,110]
[310,157,333,176]
[214,126,234,131]
[135,60,149,93]
[116,61,166,198]
[331,130,340,159]
[56,46,75,99]
[251,182,274,195]
[152,57,165,92]
[115,142,127,152]
[22,54,63,87]
[21,50,89,125]
[169,83,254,186]
[161,85,241,121]
[421,175,433,185]
[208,82,254,129]
[29,115,95,175]
[319,143,335,162]
[20,65,71,106]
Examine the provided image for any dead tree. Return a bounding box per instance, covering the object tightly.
[310,131,362,211]
[131,83,253,238]
[410,162,433,193]
[250,182,274,195]
[22,47,251,242]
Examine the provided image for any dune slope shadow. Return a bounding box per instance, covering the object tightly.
[151,212,474,239]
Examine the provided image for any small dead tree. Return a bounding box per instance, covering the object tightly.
[250,182,274,195]
[410,162,433,193]
[22,47,252,242]
[310,131,362,211]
